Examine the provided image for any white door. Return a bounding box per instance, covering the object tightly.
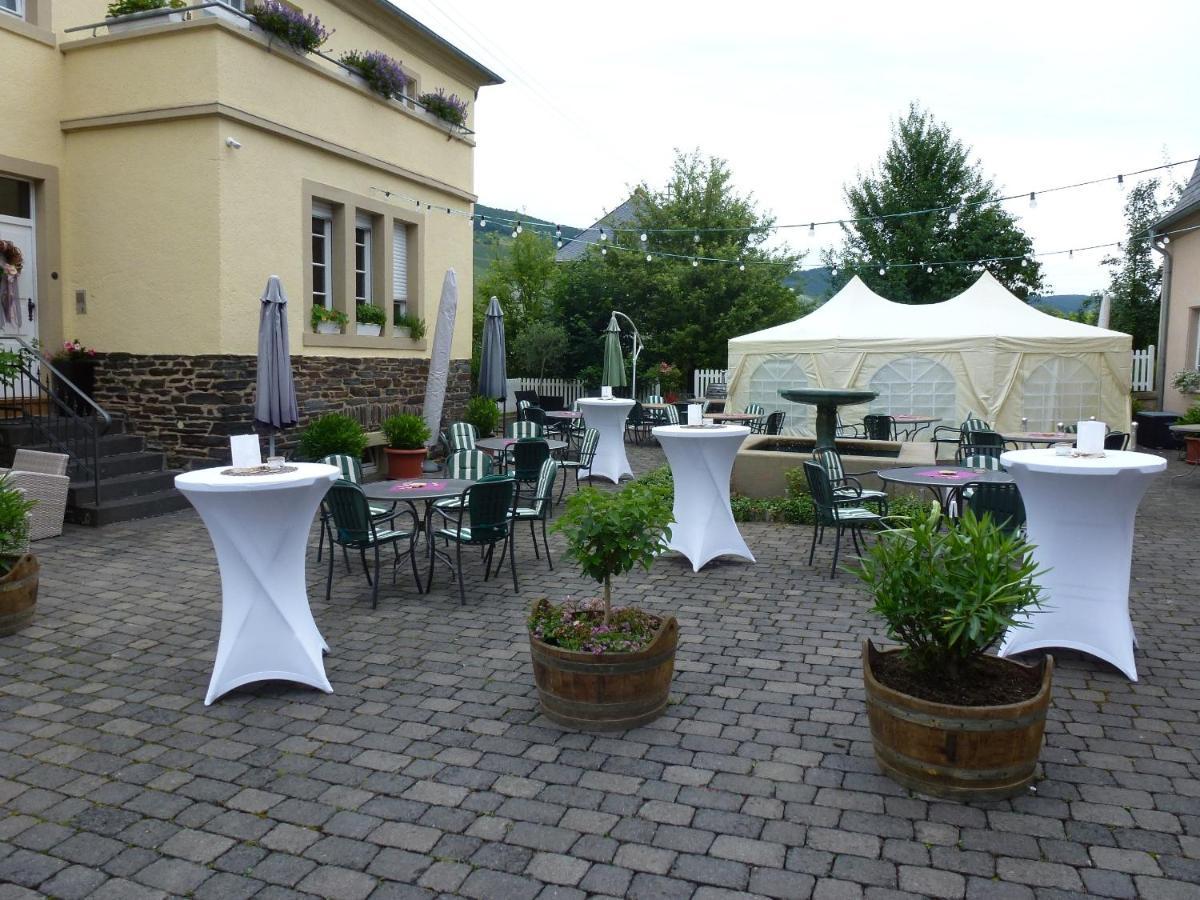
[0,218,36,345]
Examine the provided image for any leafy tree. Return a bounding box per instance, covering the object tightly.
[826,104,1044,303]
[511,319,569,378]
[1100,178,1173,348]
[554,151,804,381]
[473,230,560,373]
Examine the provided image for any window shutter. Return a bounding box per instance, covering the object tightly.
[392,223,408,307]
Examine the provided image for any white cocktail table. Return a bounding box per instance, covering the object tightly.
[997,449,1165,680]
[652,424,755,571]
[175,463,339,704]
[577,397,635,483]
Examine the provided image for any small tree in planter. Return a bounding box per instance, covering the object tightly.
[381,413,431,478]
[0,476,39,636]
[355,303,386,336]
[528,481,676,731]
[297,413,366,461]
[854,502,1050,800]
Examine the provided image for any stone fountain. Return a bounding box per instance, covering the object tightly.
[779,387,879,451]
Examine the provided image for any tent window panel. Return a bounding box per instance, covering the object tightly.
[746,358,812,435]
[1022,358,1101,430]
[868,356,957,424]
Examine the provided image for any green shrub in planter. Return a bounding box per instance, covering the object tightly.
[464,395,500,438]
[381,413,430,450]
[107,0,184,16]
[1177,403,1200,426]
[394,312,426,340]
[298,414,366,461]
[311,305,348,332]
[355,304,386,326]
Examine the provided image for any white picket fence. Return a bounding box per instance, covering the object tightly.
[1132,345,1155,392]
[693,368,730,398]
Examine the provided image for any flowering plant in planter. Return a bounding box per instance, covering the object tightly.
[311,305,348,333]
[52,340,98,363]
[1172,370,1200,394]
[418,88,468,126]
[340,50,410,99]
[653,361,684,398]
[249,1,331,53]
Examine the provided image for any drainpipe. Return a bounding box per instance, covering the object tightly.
[1150,228,1173,410]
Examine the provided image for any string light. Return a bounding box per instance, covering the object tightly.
[693,233,700,244]
[640,232,648,243]
[479,217,487,228]
[599,228,607,241]
[554,225,561,238]
[646,253,652,262]
[692,258,698,267]
[878,266,887,276]
[511,227,518,238]
[516,222,523,234]
[1028,192,1037,209]
[926,265,933,274]
[600,246,607,255]
[556,239,563,249]
[1117,174,1125,191]
[809,223,815,237]
[1163,235,1171,245]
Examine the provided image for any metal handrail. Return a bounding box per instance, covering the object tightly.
[0,337,112,512]
[63,2,476,135]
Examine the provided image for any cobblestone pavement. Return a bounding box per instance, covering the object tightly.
[2,443,1199,900]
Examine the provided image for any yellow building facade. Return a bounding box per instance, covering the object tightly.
[1154,160,1200,414]
[0,0,499,466]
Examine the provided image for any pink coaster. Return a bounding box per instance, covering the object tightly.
[915,469,974,480]
[390,481,444,492]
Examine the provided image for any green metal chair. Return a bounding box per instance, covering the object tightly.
[511,437,550,504]
[962,429,1007,461]
[434,450,493,514]
[837,414,864,438]
[961,454,1003,471]
[447,422,477,453]
[507,419,543,439]
[510,459,558,571]
[625,401,651,445]
[1105,431,1129,451]
[557,427,599,500]
[317,453,396,565]
[964,481,1026,534]
[812,447,888,514]
[763,411,787,435]
[933,414,991,461]
[323,481,420,608]
[663,404,680,425]
[863,414,896,441]
[430,475,518,605]
[523,406,548,429]
[803,461,883,578]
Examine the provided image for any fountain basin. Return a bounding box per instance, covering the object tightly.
[732,434,936,500]
[779,388,880,451]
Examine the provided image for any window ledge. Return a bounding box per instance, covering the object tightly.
[0,12,54,46]
[302,332,428,352]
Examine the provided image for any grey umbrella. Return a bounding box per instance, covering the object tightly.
[254,275,299,457]
[478,296,508,423]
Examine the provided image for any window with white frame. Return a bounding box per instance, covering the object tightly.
[1192,308,1200,370]
[0,0,24,19]
[392,222,409,322]
[311,202,333,309]
[1022,358,1101,431]
[746,357,811,435]
[354,213,373,305]
[869,356,957,422]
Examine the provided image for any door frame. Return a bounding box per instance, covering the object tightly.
[0,154,60,354]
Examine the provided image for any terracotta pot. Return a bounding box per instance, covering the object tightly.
[0,554,39,636]
[1186,437,1200,465]
[529,614,678,731]
[385,447,427,478]
[862,640,1053,801]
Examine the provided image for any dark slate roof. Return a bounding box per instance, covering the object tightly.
[370,0,503,86]
[555,196,640,262]
[1157,158,1200,231]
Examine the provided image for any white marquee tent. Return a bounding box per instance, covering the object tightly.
[727,273,1132,436]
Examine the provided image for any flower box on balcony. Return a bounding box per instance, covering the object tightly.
[105,10,185,34]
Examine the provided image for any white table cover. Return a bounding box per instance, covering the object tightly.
[175,463,339,704]
[652,424,755,571]
[998,449,1165,680]
[578,397,635,484]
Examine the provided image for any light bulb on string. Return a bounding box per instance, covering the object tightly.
[691,258,698,268]
[556,240,563,249]
[808,223,815,237]
[510,228,518,239]
[1117,174,1125,191]
[646,253,652,263]
[479,217,487,229]
[554,225,561,238]
[599,228,607,242]
[926,265,933,274]
[601,246,607,256]
[948,210,959,228]
[1068,249,1074,259]
[739,259,746,272]
[693,233,700,244]
[1029,192,1037,209]
[516,222,523,234]
[1163,235,1171,245]
[831,267,839,278]
[878,266,887,276]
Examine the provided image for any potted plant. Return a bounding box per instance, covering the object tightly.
[529,481,677,731]
[340,50,410,100]
[464,394,500,438]
[355,303,386,337]
[0,475,39,636]
[654,362,684,402]
[248,1,331,54]
[381,413,431,478]
[1172,370,1200,395]
[394,311,426,340]
[297,413,367,461]
[311,305,348,335]
[854,502,1051,801]
[51,340,99,414]
[1176,402,1200,464]
[417,89,469,128]
[105,0,186,33]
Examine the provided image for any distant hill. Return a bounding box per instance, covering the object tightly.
[1029,294,1090,315]
[474,204,583,285]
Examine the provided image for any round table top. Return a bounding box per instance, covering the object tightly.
[1169,423,1200,434]
[877,465,1013,487]
[476,437,567,453]
[1001,431,1075,444]
[544,410,582,419]
[361,478,475,501]
[175,462,338,493]
[1000,448,1167,476]
[578,397,635,408]
[890,415,941,424]
[706,412,760,422]
[652,424,751,440]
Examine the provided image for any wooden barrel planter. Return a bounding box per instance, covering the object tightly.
[1186,437,1200,466]
[863,640,1053,801]
[0,554,40,636]
[529,617,678,731]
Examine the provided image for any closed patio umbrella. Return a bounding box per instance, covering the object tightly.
[254,275,299,457]
[479,296,508,423]
[422,269,459,454]
[602,313,627,388]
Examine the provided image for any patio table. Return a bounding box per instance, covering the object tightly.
[475,436,567,472]
[577,397,635,483]
[361,478,475,592]
[652,424,755,571]
[1001,431,1075,446]
[706,411,761,425]
[998,448,1166,680]
[175,462,339,705]
[889,414,940,440]
[877,465,1012,515]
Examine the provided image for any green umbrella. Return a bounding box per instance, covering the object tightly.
[601,313,628,388]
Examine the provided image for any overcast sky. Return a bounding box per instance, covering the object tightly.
[398,0,1199,296]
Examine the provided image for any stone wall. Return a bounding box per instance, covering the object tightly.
[93,353,472,469]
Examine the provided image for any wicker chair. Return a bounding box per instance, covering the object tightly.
[0,450,69,541]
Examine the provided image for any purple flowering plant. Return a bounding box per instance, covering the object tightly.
[341,50,410,99]
[249,1,331,53]
[418,88,469,126]
[529,597,661,655]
